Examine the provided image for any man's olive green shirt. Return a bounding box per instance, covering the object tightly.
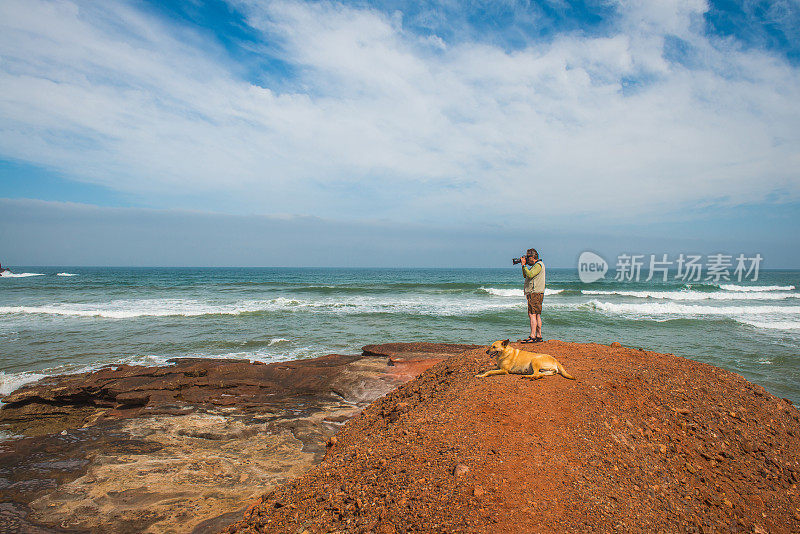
[522,261,546,294]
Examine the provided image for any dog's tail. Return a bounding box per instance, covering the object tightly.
[558,363,576,380]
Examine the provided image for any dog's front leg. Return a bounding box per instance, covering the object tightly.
[475,369,510,378]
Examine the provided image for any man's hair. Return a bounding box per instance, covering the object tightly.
[526,248,539,260]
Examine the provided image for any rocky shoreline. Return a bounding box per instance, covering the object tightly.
[0,343,474,533]
[3,340,800,533]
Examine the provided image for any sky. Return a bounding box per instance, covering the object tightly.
[0,0,799,267]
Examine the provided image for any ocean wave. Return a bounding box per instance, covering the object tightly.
[683,283,722,292]
[0,299,270,319]
[479,287,563,297]
[269,338,290,345]
[0,272,45,278]
[583,300,800,317]
[719,284,795,292]
[0,295,526,319]
[577,299,800,332]
[738,319,800,331]
[117,349,310,368]
[0,346,316,398]
[56,272,78,277]
[302,282,481,291]
[582,290,798,301]
[0,371,48,397]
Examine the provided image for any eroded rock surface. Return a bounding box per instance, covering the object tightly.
[0,343,459,533]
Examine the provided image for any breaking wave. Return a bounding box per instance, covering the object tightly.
[738,320,800,331]
[582,300,800,317]
[582,290,798,301]
[0,371,48,397]
[0,295,527,319]
[479,287,563,297]
[580,300,800,331]
[719,284,795,292]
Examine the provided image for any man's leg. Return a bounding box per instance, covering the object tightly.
[529,311,536,338]
[535,314,542,339]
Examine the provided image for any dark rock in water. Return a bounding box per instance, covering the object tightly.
[0,353,391,435]
[0,343,464,534]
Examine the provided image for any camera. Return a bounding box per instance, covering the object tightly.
[514,248,539,265]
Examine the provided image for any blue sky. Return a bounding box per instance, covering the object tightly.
[1,0,799,266]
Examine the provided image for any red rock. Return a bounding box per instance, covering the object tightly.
[114,391,151,406]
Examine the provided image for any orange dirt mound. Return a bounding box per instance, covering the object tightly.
[225,341,800,533]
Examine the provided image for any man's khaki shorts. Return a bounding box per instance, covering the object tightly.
[526,292,544,315]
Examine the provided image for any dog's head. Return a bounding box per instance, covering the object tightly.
[486,339,510,356]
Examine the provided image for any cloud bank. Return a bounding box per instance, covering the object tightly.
[0,0,798,224]
[2,198,793,267]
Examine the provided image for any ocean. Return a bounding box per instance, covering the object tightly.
[1,267,798,404]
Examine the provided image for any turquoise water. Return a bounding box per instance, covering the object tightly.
[1,267,798,403]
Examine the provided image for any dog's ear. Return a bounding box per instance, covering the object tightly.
[502,339,510,347]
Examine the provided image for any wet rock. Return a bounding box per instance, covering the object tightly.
[115,391,151,406]
[361,343,480,358]
[0,344,458,534]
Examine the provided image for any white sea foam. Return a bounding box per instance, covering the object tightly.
[0,299,283,319]
[719,284,795,292]
[0,371,47,396]
[583,300,800,317]
[479,287,521,297]
[0,295,526,319]
[268,338,290,345]
[580,299,800,331]
[0,272,44,278]
[206,346,321,363]
[0,430,23,441]
[479,287,563,297]
[582,290,799,301]
[56,272,78,277]
[0,346,311,398]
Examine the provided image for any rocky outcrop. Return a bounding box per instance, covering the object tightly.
[225,340,800,534]
[1,354,369,436]
[0,343,459,533]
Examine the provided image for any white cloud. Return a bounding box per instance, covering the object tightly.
[0,0,798,224]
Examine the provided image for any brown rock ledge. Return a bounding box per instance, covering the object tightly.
[0,343,456,533]
[224,340,800,534]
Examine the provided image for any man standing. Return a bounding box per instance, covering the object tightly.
[521,248,545,343]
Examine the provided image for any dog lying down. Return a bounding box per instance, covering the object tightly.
[476,339,575,380]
